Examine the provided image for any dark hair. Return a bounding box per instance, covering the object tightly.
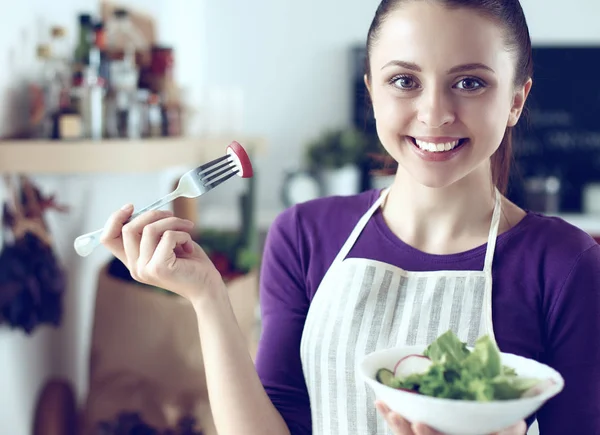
[365,0,533,193]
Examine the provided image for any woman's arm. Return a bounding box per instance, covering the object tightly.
[194,205,314,434]
[99,207,295,435]
[193,289,293,435]
[196,206,313,435]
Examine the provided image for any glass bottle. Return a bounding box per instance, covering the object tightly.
[73,14,93,68]
[104,8,148,68]
[93,21,111,86]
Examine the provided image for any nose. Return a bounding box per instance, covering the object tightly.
[416,87,456,128]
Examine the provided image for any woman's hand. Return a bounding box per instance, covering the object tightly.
[100,205,225,302]
[375,401,527,435]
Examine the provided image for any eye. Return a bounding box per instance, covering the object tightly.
[455,77,486,91]
[390,75,420,90]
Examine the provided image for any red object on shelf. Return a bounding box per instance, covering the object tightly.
[150,45,174,76]
[209,252,231,275]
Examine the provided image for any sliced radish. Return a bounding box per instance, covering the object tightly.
[393,354,433,380]
[226,141,253,178]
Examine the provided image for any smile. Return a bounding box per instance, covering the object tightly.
[409,137,468,153]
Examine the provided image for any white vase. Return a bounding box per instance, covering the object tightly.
[321,165,361,197]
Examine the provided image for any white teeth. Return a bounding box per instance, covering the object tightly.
[414,138,461,153]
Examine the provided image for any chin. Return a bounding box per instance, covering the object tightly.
[402,167,466,190]
[412,177,459,190]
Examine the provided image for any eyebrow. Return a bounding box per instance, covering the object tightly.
[381,60,495,74]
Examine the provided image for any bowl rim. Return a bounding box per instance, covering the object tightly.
[359,346,565,406]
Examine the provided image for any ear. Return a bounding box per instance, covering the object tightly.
[364,74,375,119]
[507,78,532,127]
[364,73,372,97]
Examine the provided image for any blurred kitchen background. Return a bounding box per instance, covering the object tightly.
[0,0,598,434]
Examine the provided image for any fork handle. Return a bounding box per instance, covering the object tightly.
[130,190,180,220]
[73,228,105,257]
[74,190,182,257]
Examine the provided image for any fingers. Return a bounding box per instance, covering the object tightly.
[137,217,195,267]
[146,230,195,276]
[99,203,135,262]
[375,401,445,435]
[122,210,175,267]
[412,422,443,435]
[496,420,527,435]
[375,401,413,434]
[374,400,524,435]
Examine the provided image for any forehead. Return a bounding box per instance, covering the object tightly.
[371,2,512,71]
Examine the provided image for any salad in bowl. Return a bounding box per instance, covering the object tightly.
[359,330,564,435]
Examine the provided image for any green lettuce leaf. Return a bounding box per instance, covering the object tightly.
[423,330,470,364]
[385,330,544,402]
[462,335,502,379]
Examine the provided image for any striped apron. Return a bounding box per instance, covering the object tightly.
[299,188,501,434]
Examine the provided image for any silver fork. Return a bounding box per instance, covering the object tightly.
[73,153,240,257]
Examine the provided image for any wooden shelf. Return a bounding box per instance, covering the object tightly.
[0,136,266,174]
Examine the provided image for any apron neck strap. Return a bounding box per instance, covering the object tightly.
[483,188,502,272]
[331,187,502,271]
[331,189,390,265]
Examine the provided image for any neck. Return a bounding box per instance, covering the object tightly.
[381,167,498,254]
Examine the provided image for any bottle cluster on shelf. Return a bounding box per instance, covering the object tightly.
[30,8,183,141]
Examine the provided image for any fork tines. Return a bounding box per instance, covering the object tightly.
[197,154,240,189]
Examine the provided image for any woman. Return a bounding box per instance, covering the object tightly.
[100,0,600,434]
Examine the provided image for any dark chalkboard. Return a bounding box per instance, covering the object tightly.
[510,46,600,212]
[350,45,600,212]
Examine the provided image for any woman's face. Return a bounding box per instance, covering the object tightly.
[366,1,532,189]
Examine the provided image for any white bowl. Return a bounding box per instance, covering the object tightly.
[358,346,564,435]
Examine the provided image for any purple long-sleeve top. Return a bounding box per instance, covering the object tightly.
[255,189,600,434]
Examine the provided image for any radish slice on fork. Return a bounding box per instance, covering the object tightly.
[227,141,254,178]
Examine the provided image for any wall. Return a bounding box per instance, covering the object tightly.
[522,0,600,44]
[198,0,380,212]
[0,1,206,434]
[1,0,599,433]
[198,0,600,212]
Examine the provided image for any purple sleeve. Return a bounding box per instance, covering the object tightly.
[538,243,600,434]
[255,207,312,435]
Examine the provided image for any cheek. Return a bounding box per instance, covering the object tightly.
[460,93,511,134]
[372,89,412,126]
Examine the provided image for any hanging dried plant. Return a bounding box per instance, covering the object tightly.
[0,175,69,334]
